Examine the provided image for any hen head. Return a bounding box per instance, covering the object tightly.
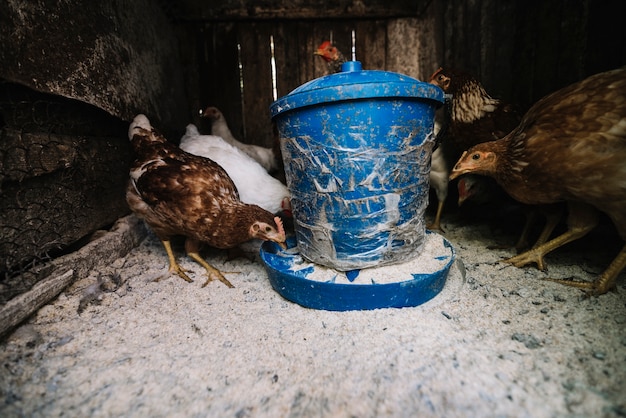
[449,145,498,180]
[251,216,287,248]
[201,106,221,122]
[315,41,342,63]
[429,67,451,91]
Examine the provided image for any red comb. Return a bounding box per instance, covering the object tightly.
[317,40,332,49]
[274,216,286,239]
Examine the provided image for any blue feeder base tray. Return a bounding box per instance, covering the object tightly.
[260,231,455,311]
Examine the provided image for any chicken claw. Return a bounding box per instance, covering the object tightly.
[162,240,194,283]
[504,249,547,271]
[426,200,445,232]
[545,244,626,295]
[187,252,235,288]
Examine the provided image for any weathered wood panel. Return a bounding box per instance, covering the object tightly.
[174,0,426,21]
[434,0,626,110]
[0,0,189,129]
[187,19,408,148]
[0,83,131,285]
[182,0,626,145]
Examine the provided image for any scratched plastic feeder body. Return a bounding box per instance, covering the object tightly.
[270,61,444,271]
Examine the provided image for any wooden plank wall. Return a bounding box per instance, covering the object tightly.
[176,0,626,147]
[180,19,402,148]
[437,0,626,112]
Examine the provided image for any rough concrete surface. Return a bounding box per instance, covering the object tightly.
[0,211,625,417]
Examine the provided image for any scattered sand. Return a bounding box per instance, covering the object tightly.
[1,208,625,417]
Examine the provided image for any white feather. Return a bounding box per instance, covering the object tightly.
[429,146,448,203]
[180,124,290,215]
[128,114,151,139]
[205,107,278,172]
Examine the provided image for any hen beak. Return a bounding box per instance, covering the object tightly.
[448,151,470,181]
[449,167,471,181]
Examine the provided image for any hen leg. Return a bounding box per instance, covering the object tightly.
[185,239,234,288]
[511,204,562,253]
[529,205,563,250]
[427,147,448,232]
[427,199,445,232]
[548,244,626,295]
[505,202,598,271]
[161,240,193,283]
[511,209,539,252]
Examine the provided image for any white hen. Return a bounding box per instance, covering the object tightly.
[201,106,279,173]
[179,124,290,215]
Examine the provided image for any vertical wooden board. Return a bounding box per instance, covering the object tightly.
[556,1,588,86]
[526,2,562,103]
[442,0,468,68]
[462,0,484,76]
[353,19,387,70]
[173,24,203,123]
[270,21,315,97]
[421,0,446,77]
[508,2,538,109]
[413,9,442,81]
[477,0,518,101]
[440,0,491,76]
[386,19,421,77]
[295,21,323,84]
[197,22,244,137]
[585,0,626,75]
[238,22,275,147]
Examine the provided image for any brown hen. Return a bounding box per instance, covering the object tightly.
[450,67,626,295]
[126,114,287,288]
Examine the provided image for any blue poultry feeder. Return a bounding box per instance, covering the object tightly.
[267,61,449,310]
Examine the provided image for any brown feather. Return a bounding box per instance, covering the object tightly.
[430,67,522,157]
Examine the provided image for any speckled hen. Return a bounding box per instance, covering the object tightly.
[427,67,522,231]
[450,67,626,294]
[126,114,286,288]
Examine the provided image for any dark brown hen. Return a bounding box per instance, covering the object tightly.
[126,114,286,288]
[430,67,522,156]
[450,67,626,295]
[427,67,522,231]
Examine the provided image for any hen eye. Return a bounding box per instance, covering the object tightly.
[472,153,480,160]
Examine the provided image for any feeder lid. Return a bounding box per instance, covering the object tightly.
[270,61,445,118]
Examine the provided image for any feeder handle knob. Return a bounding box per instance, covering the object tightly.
[341,61,362,73]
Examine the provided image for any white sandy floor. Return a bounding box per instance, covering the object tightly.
[1,208,625,417]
